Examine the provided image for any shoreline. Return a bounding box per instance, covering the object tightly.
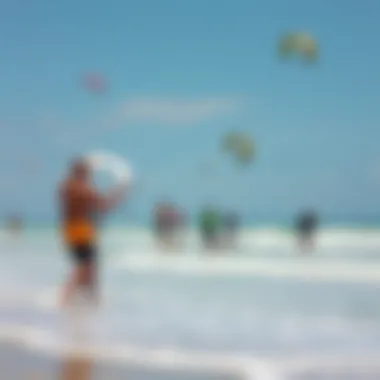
[3,223,380,232]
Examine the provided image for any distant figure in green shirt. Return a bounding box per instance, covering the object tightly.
[199,206,221,250]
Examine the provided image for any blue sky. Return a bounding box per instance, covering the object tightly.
[0,0,379,222]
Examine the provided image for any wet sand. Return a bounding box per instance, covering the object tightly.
[0,342,240,380]
[2,341,380,379]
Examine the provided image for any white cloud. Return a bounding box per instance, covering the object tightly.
[111,96,246,127]
[37,96,248,147]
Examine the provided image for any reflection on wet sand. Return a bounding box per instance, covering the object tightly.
[59,356,93,380]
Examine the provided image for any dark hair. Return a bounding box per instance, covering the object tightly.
[70,156,88,175]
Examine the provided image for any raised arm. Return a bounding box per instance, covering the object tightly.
[89,184,128,214]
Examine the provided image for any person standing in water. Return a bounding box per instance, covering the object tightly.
[295,210,319,253]
[221,211,240,249]
[58,158,128,308]
[199,206,221,250]
[153,201,185,251]
[153,202,175,250]
[6,214,23,236]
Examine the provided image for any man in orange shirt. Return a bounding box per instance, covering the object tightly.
[58,158,127,307]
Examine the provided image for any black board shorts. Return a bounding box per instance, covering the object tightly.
[69,243,97,264]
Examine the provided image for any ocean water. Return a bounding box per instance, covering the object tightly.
[1,226,380,379]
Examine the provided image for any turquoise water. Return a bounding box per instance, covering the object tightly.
[12,210,380,230]
[1,226,380,379]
